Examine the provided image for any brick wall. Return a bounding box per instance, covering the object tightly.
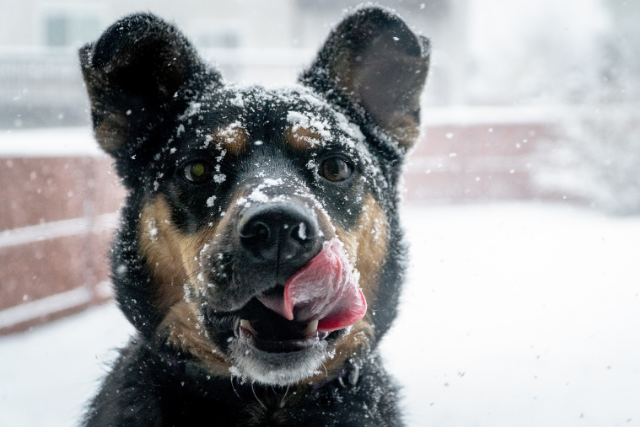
[404,122,559,202]
[0,129,126,334]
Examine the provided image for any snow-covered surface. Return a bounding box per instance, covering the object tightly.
[0,304,133,427]
[383,204,640,426]
[1,203,639,426]
[0,127,103,157]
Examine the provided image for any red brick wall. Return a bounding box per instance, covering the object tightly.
[0,156,125,334]
[405,121,560,202]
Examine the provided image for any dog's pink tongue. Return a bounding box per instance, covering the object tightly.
[257,238,366,333]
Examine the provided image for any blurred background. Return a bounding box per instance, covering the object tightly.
[0,0,639,426]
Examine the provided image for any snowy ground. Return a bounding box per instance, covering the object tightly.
[1,203,639,427]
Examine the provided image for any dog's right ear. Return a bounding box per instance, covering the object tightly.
[300,7,430,154]
[80,13,221,157]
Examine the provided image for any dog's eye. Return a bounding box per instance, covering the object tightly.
[183,161,212,183]
[318,157,352,182]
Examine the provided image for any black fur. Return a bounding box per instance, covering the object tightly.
[81,7,429,426]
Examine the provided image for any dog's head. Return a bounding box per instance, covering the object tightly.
[81,7,429,386]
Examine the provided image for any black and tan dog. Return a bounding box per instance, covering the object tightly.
[80,6,429,426]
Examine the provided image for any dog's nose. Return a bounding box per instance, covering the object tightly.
[237,203,319,269]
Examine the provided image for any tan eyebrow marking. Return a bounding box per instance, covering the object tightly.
[210,123,249,157]
[285,125,324,151]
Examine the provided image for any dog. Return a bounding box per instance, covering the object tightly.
[80,6,429,426]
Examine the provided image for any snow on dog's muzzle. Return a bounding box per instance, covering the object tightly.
[256,238,367,332]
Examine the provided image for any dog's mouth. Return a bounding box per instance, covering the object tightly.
[235,292,331,354]
[207,239,367,384]
[239,319,324,352]
[230,238,366,353]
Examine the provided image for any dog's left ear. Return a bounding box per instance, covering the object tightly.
[79,13,221,158]
[301,7,430,152]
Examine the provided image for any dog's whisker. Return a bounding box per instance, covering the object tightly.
[230,376,241,400]
[279,385,290,408]
[251,382,267,409]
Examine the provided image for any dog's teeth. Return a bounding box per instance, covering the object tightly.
[304,319,319,337]
[240,319,258,336]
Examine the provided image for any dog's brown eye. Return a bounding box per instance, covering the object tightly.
[318,157,352,182]
[183,161,212,183]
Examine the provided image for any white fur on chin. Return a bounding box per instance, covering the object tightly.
[229,336,330,386]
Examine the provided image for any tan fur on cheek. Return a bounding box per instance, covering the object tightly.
[158,301,232,375]
[177,194,244,295]
[140,195,225,307]
[335,194,389,306]
[139,196,191,312]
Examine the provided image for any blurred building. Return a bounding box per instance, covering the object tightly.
[0,0,469,129]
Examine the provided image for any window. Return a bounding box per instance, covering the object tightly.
[42,8,104,48]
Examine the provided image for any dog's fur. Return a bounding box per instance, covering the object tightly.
[80,7,429,426]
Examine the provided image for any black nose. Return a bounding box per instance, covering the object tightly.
[237,202,320,271]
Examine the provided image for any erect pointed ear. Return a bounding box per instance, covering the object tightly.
[79,13,221,157]
[300,7,430,152]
